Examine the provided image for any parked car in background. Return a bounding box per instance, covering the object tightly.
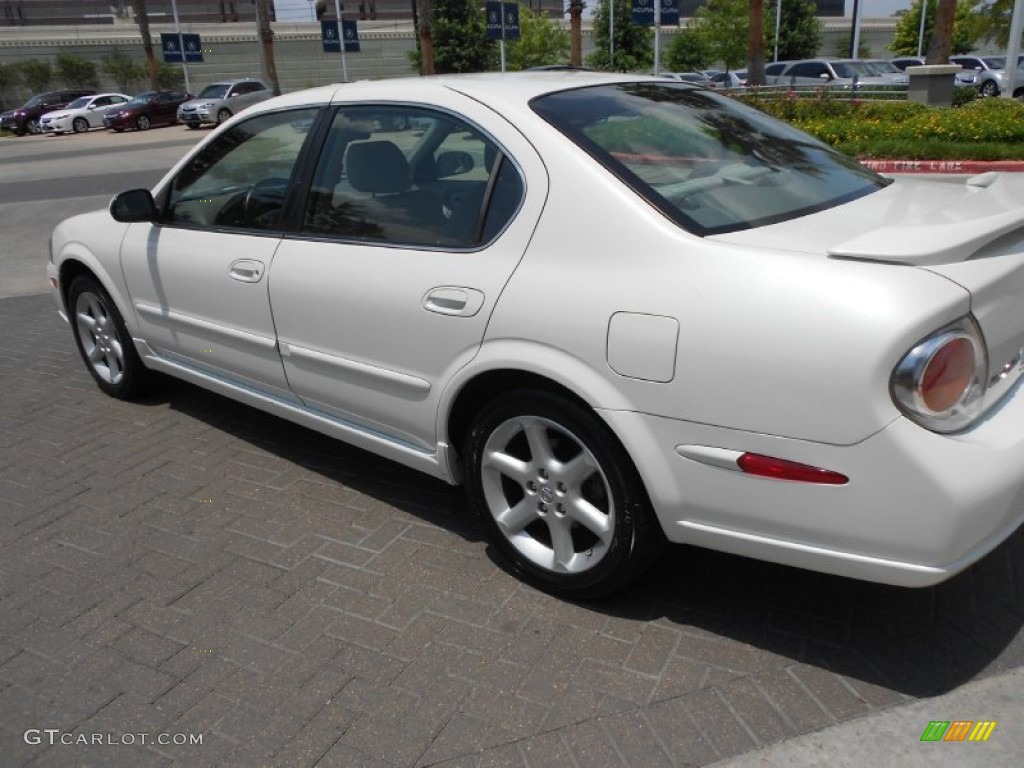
[949,55,1024,94]
[177,79,272,128]
[892,56,993,88]
[660,72,712,85]
[709,70,747,89]
[0,89,96,135]
[49,73,1024,597]
[763,61,790,82]
[40,93,130,135]
[775,59,908,87]
[103,91,191,132]
[891,56,925,71]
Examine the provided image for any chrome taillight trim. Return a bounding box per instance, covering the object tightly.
[891,316,989,434]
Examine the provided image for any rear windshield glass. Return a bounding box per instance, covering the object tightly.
[530,82,887,236]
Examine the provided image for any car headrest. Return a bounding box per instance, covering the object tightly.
[346,140,411,194]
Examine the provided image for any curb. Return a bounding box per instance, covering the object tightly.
[859,159,1024,174]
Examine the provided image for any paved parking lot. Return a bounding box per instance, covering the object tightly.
[2,290,1023,767]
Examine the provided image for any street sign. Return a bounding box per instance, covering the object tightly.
[485,2,521,41]
[631,0,679,27]
[160,32,203,63]
[322,20,360,52]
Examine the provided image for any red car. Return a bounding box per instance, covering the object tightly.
[103,90,191,132]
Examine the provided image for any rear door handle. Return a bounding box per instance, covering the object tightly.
[229,259,265,283]
[423,286,485,317]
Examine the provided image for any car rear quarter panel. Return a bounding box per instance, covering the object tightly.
[481,134,971,447]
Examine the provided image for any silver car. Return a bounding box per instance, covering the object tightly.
[177,78,272,128]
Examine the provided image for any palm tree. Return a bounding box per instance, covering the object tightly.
[568,0,583,67]
[417,0,436,74]
[129,0,159,89]
[255,0,281,95]
[926,0,957,63]
[747,0,764,85]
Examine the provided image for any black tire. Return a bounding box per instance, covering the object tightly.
[186,123,200,130]
[216,108,232,124]
[112,127,124,133]
[25,118,39,134]
[464,389,664,598]
[67,276,152,400]
[136,114,151,131]
[72,117,89,133]
[980,80,999,97]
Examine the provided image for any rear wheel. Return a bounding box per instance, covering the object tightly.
[68,276,152,400]
[72,117,89,133]
[136,114,151,130]
[464,390,664,598]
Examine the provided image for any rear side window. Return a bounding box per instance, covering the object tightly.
[302,106,524,248]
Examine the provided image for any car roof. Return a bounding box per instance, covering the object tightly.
[260,72,670,114]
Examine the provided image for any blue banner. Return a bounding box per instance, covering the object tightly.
[161,33,203,63]
[486,2,521,41]
[631,0,679,26]
[322,20,360,53]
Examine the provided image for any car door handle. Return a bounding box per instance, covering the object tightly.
[229,259,265,283]
[423,287,485,317]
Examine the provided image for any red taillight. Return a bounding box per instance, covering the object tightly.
[737,453,848,485]
[920,337,975,413]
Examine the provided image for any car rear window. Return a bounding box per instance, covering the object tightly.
[530,82,887,236]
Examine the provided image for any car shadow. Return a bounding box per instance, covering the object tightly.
[144,376,1024,701]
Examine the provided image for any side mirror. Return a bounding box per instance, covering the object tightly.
[819,73,831,81]
[435,150,474,178]
[110,189,158,223]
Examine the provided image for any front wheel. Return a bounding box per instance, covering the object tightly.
[980,80,1000,97]
[72,117,89,133]
[68,276,152,400]
[464,390,664,598]
[136,114,151,130]
[26,118,39,134]
[216,108,232,124]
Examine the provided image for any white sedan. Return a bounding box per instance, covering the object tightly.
[47,73,1024,597]
[40,92,130,134]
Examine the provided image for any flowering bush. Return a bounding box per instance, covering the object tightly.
[740,95,1024,159]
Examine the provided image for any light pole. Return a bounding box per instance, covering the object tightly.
[169,0,191,93]
[916,0,928,57]
[773,0,782,62]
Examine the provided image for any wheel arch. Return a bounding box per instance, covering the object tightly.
[57,258,134,331]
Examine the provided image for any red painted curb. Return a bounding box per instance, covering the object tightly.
[859,159,1024,174]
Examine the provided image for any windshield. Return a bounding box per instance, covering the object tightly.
[832,62,877,78]
[22,95,44,108]
[199,84,230,99]
[66,97,91,110]
[531,83,886,236]
[865,60,901,74]
[126,92,155,107]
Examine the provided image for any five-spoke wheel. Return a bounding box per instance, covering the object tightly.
[68,276,151,399]
[465,390,663,597]
[72,117,89,133]
[136,114,151,130]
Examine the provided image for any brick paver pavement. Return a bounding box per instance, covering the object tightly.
[2,293,1023,767]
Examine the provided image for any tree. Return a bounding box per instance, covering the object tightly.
[665,24,712,71]
[56,54,99,88]
[157,63,184,90]
[975,0,1017,47]
[16,60,52,93]
[587,0,653,71]
[416,0,436,74]
[765,0,821,62]
[568,0,584,67]
[834,36,870,58]
[927,0,958,63]
[692,0,748,71]
[129,0,159,89]
[103,50,147,93]
[255,0,281,94]
[748,0,765,85]
[889,0,979,56]
[413,0,492,73]
[0,62,19,105]
[507,8,570,70]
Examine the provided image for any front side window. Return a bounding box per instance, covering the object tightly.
[531,83,886,236]
[199,84,230,99]
[166,108,318,231]
[303,106,523,248]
